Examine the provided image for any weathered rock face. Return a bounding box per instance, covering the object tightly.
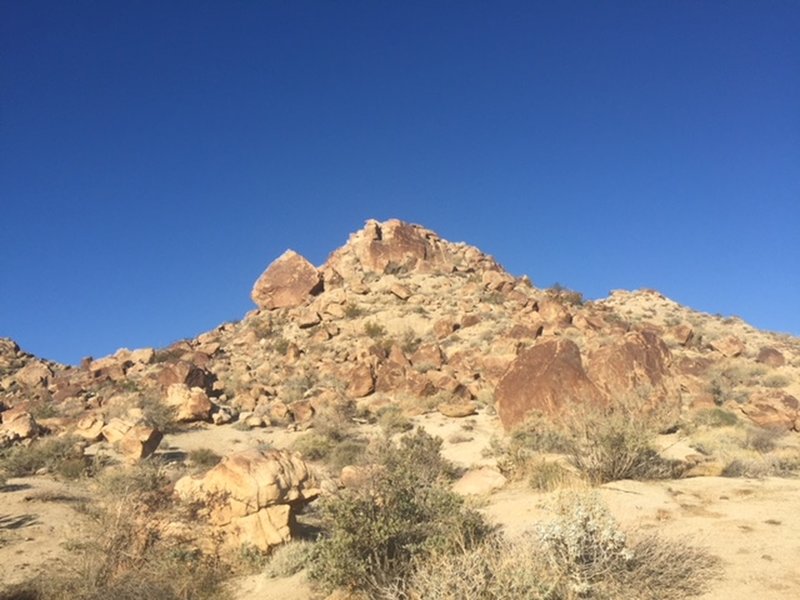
[157,361,215,392]
[346,364,375,398]
[118,424,163,462]
[756,347,785,368]
[495,339,604,430]
[739,391,799,431]
[710,336,745,358]
[165,383,214,422]
[174,449,318,552]
[585,331,678,406]
[251,250,322,310]
[0,407,38,444]
[14,361,53,388]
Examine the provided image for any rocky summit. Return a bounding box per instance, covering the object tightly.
[1,218,799,599]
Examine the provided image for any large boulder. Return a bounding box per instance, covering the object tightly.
[495,339,604,430]
[756,347,785,368]
[0,407,39,443]
[251,250,322,310]
[157,361,214,392]
[174,449,319,552]
[14,361,53,387]
[710,336,745,358]
[739,391,799,431]
[585,330,678,406]
[165,383,214,422]
[118,424,163,463]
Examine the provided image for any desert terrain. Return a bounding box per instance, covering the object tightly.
[2,219,799,599]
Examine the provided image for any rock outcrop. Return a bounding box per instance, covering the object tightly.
[496,339,604,430]
[174,448,319,552]
[322,219,503,285]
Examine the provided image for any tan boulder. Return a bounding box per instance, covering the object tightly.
[0,408,38,441]
[389,283,412,300]
[289,400,315,426]
[410,343,444,369]
[101,417,133,444]
[452,468,507,496]
[710,336,745,358]
[437,400,477,418]
[174,449,318,551]
[165,383,214,422]
[15,361,53,387]
[739,391,799,431]
[74,415,104,441]
[495,339,604,430]
[433,318,458,339]
[756,347,785,368]
[118,424,162,463]
[296,310,321,328]
[129,348,155,364]
[538,299,573,328]
[251,250,322,310]
[346,364,375,398]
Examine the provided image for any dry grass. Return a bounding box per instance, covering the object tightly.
[3,461,230,600]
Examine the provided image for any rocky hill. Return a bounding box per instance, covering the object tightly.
[1,218,799,599]
[3,218,797,445]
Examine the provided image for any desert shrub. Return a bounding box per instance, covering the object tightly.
[491,418,572,480]
[528,459,575,492]
[343,303,363,319]
[721,454,800,478]
[364,321,387,339]
[292,403,369,471]
[536,494,719,600]
[377,405,413,435]
[694,407,739,428]
[308,429,491,593]
[496,404,680,485]
[763,373,789,388]
[264,540,314,578]
[391,494,718,600]
[0,436,93,480]
[188,448,221,470]
[564,404,684,485]
[743,427,785,453]
[547,283,585,306]
[387,536,548,599]
[140,393,179,433]
[8,461,230,600]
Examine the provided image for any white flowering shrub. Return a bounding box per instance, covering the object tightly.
[536,494,633,596]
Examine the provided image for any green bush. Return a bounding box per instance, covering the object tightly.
[307,429,491,593]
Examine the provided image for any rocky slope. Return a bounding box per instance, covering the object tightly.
[3,218,797,446]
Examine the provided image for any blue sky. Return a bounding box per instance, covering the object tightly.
[1,1,798,365]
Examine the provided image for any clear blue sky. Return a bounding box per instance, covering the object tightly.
[1,1,798,365]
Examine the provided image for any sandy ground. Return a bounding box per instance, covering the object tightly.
[0,476,90,588]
